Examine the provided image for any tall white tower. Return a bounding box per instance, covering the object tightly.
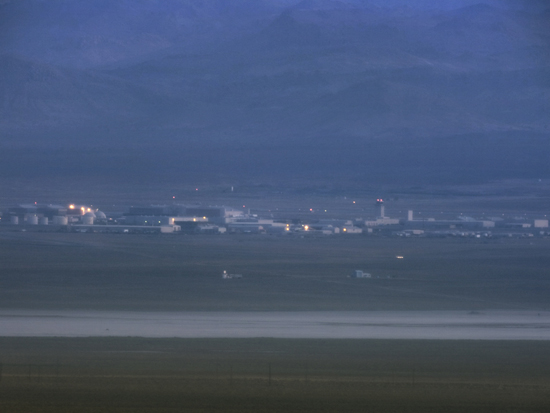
[376,199,385,219]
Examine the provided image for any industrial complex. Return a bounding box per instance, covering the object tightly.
[1,198,548,238]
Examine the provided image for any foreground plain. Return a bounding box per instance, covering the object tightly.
[0,337,549,412]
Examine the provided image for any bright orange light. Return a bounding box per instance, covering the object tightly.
[87,208,91,212]
[304,225,309,231]
[69,205,75,209]
[343,228,347,232]
[80,207,85,212]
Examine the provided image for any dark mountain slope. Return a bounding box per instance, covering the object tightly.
[0,54,187,142]
[0,1,548,184]
[426,5,549,70]
[104,3,548,143]
[0,0,302,69]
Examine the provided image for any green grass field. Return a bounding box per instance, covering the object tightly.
[0,338,549,412]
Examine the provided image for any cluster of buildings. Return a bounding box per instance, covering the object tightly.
[0,203,107,227]
[1,199,549,238]
[396,209,549,238]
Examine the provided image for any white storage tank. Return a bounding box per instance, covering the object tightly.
[82,212,95,225]
[39,217,49,225]
[27,215,39,225]
[10,216,19,225]
[53,216,68,225]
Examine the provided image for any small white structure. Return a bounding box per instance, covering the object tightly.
[351,270,371,278]
[341,226,363,234]
[365,218,400,226]
[534,219,549,228]
[197,224,225,234]
[53,216,68,225]
[160,225,181,233]
[397,229,424,236]
[27,215,38,225]
[222,270,243,279]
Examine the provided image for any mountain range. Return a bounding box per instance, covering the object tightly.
[0,0,549,185]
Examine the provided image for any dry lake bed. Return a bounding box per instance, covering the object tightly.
[1,310,549,340]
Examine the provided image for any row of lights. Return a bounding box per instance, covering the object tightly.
[69,204,93,213]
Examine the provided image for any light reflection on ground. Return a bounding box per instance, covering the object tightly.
[0,310,549,340]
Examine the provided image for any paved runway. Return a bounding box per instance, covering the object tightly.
[0,310,549,340]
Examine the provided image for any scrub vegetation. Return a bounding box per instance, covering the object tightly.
[0,338,549,412]
[0,230,549,311]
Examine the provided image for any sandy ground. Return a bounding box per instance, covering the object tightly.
[0,310,549,340]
